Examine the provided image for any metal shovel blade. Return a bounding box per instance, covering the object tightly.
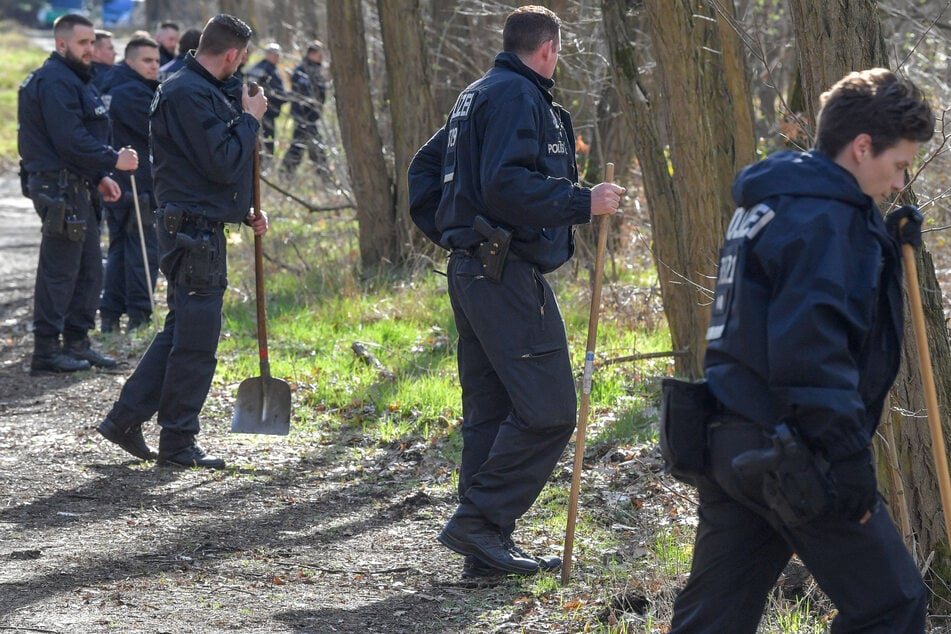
[232,375,292,435]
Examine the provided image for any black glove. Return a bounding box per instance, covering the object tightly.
[829,448,878,522]
[884,204,923,247]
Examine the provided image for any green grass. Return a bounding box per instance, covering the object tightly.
[0,23,49,167]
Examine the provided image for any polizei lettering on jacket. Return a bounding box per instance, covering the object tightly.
[706,203,775,341]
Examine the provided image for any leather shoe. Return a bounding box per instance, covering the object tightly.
[463,542,562,579]
[438,516,539,575]
[159,444,226,469]
[97,417,156,461]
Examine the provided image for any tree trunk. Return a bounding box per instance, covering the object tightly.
[603,0,753,378]
[377,0,443,258]
[789,0,951,574]
[326,0,398,270]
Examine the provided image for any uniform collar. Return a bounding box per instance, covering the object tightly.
[50,51,93,83]
[494,51,555,98]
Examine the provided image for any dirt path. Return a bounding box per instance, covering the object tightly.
[0,177,569,633]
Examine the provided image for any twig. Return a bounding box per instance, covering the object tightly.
[273,561,418,575]
[260,174,352,213]
[599,349,689,367]
[351,341,396,382]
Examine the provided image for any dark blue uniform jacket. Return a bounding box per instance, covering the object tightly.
[18,53,117,183]
[105,63,159,200]
[149,53,259,223]
[288,60,325,124]
[704,150,904,461]
[409,52,591,273]
[247,58,286,118]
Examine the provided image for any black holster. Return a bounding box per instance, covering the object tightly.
[473,215,512,282]
[732,422,832,526]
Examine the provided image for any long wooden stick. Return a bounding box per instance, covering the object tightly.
[901,238,951,546]
[562,162,614,585]
[129,174,159,331]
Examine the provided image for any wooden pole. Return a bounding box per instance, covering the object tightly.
[562,162,614,585]
[901,238,951,546]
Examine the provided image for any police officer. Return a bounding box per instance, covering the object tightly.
[99,37,162,333]
[246,43,287,156]
[90,29,116,92]
[668,69,934,632]
[18,13,138,375]
[408,6,623,577]
[97,14,268,469]
[154,22,179,66]
[280,41,327,178]
[158,28,200,82]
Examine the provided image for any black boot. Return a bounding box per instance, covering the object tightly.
[31,335,90,375]
[64,337,118,369]
[438,513,539,575]
[100,312,120,334]
[97,417,157,461]
[127,311,150,331]
[159,430,226,469]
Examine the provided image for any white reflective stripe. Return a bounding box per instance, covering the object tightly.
[746,207,775,240]
[443,172,454,183]
[706,324,724,340]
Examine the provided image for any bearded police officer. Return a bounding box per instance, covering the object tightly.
[96,14,268,468]
[18,13,138,375]
[409,5,624,577]
[99,37,162,333]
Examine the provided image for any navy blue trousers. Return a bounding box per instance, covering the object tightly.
[669,417,927,633]
[448,253,576,530]
[32,179,101,340]
[107,212,226,441]
[100,202,159,320]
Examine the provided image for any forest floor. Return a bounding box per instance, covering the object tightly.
[0,175,693,633]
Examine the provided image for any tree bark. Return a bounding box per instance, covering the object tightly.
[603,0,753,378]
[377,0,443,258]
[326,0,398,270]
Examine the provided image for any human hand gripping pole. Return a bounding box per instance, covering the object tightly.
[896,208,951,545]
[232,81,292,436]
[562,162,615,585]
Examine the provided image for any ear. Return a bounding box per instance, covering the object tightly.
[852,133,874,163]
[54,37,66,54]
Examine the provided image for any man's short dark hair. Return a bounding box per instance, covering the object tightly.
[158,22,179,32]
[94,29,113,42]
[306,40,323,55]
[179,28,202,55]
[502,5,560,55]
[53,13,94,38]
[815,68,935,158]
[197,14,252,56]
[125,36,159,60]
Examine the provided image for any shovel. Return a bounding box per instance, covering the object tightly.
[232,99,292,435]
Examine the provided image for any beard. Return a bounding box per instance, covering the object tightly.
[63,47,91,72]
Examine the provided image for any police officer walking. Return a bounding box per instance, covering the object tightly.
[668,69,935,632]
[18,13,138,375]
[280,41,327,178]
[97,14,268,469]
[90,29,116,92]
[408,5,623,577]
[246,43,287,157]
[99,37,162,333]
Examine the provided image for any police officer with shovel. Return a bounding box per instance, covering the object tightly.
[97,14,268,468]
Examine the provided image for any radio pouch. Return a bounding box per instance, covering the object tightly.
[659,378,716,485]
